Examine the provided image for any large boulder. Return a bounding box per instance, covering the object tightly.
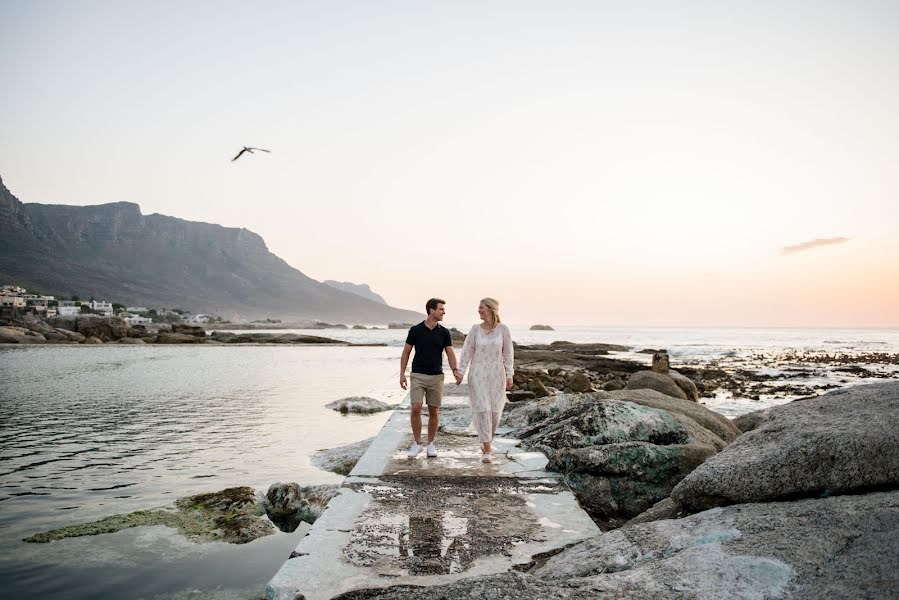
[311,437,374,475]
[54,328,86,343]
[172,323,207,337]
[515,396,723,524]
[529,324,554,331]
[74,316,129,341]
[607,389,740,443]
[361,490,899,600]
[672,382,899,511]
[547,442,716,522]
[157,332,204,344]
[565,372,594,393]
[23,318,53,335]
[264,482,338,531]
[625,370,689,401]
[668,370,700,401]
[0,326,46,344]
[533,490,899,599]
[325,397,394,414]
[733,407,770,432]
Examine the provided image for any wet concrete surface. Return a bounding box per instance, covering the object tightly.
[265,389,599,600]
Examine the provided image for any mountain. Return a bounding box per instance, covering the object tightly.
[323,280,387,305]
[0,176,421,323]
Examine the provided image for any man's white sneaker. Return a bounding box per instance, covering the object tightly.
[426,442,438,458]
[407,442,423,458]
[481,452,492,464]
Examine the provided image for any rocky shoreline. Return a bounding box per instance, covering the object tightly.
[327,381,899,598]
[0,315,361,346]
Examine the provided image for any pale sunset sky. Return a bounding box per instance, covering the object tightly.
[1,1,897,327]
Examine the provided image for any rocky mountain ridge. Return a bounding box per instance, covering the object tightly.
[0,176,421,322]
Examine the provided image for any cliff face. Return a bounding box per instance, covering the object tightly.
[323,281,388,305]
[0,176,421,322]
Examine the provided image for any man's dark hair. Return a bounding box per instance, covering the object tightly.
[426,298,445,314]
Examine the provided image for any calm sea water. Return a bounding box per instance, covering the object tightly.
[1,325,897,599]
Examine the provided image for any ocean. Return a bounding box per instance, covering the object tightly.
[1,325,897,599]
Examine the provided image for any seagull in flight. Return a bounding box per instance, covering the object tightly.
[231,146,271,162]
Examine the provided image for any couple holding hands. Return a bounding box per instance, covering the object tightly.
[399,297,513,464]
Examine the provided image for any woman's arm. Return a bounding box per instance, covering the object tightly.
[501,324,514,386]
[457,325,477,376]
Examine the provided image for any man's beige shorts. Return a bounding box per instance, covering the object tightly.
[409,373,444,407]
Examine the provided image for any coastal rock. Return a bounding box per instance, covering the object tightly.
[82,336,103,344]
[607,389,740,443]
[209,331,343,344]
[506,390,537,402]
[25,486,273,545]
[118,337,147,344]
[669,370,701,401]
[352,325,368,330]
[529,324,554,331]
[510,394,729,524]
[671,382,899,511]
[526,378,551,398]
[311,437,374,475]
[565,372,594,393]
[0,326,46,344]
[24,318,53,335]
[517,396,689,451]
[54,328,86,343]
[650,352,670,373]
[625,370,689,401]
[74,316,128,341]
[157,332,204,344]
[534,490,899,599]
[625,497,685,525]
[172,323,207,337]
[388,322,414,330]
[547,442,716,523]
[448,327,466,344]
[733,407,770,432]
[602,379,625,391]
[43,330,71,342]
[325,397,394,414]
[361,490,899,599]
[264,482,339,531]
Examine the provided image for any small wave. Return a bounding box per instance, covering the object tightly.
[87,483,137,491]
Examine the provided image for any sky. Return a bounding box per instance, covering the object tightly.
[1,0,897,327]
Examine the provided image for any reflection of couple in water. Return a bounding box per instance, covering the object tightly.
[399,513,472,575]
[400,297,514,464]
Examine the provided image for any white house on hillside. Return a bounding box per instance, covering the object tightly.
[186,314,210,324]
[90,300,114,317]
[57,300,81,317]
[123,314,153,325]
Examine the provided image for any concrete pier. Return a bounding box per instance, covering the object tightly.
[265,384,599,600]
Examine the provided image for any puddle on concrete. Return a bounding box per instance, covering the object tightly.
[342,476,557,576]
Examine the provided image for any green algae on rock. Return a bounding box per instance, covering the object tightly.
[24,486,273,544]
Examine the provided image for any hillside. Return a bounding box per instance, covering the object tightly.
[0,176,421,323]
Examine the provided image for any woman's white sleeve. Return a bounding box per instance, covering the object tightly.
[458,325,477,375]
[502,324,514,378]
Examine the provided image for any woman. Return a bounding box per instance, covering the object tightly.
[455,297,513,463]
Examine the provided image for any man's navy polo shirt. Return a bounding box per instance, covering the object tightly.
[405,321,452,375]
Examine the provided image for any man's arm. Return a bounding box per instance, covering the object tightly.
[445,346,461,384]
[400,343,413,389]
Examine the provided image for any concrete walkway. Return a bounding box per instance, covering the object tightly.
[265,383,599,600]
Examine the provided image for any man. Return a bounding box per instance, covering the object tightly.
[400,298,460,458]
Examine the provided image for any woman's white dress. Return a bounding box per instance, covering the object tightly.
[458,323,514,443]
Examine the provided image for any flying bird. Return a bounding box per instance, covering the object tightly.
[231,146,271,162]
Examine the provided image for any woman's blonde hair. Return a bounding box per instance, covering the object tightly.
[480,297,501,328]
